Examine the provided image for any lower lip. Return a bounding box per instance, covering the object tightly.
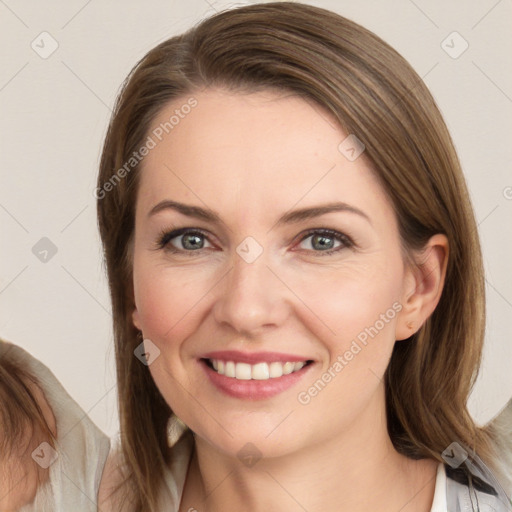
[200,360,313,400]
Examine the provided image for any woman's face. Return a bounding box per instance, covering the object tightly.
[131,88,415,459]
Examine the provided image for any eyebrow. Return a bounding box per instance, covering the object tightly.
[148,200,372,227]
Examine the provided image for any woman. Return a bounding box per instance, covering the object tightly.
[96,2,512,511]
[0,339,110,511]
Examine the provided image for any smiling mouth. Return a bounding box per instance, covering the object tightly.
[202,358,314,381]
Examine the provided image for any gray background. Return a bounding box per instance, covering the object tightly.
[0,0,511,438]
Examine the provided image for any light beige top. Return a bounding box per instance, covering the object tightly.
[0,340,111,511]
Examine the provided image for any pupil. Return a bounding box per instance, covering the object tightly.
[313,234,333,250]
[183,233,203,250]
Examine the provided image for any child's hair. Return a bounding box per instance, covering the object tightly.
[95,2,511,509]
[486,399,512,490]
[0,340,57,508]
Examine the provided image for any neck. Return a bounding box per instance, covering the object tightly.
[180,389,438,512]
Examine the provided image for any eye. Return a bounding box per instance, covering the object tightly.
[295,229,353,256]
[156,228,214,254]
[154,227,354,257]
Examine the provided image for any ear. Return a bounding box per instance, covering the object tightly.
[129,275,142,330]
[395,234,449,341]
[131,287,142,331]
[132,307,142,331]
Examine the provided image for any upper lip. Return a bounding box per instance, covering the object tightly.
[201,350,313,364]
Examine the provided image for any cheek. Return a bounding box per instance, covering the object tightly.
[132,260,215,345]
[286,258,404,351]
[293,286,401,441]
[132,263,212,412]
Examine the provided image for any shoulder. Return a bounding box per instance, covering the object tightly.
[445,461,512,512]
[0,341,57,510]
[97,444,137,512]
[161,428,195,509]
[488,398,512,493]
[1,338,112,509]
[98,428,195,512]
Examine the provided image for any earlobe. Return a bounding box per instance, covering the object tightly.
[395,234,449,341]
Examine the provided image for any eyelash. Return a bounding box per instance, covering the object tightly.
[154,227,354,257]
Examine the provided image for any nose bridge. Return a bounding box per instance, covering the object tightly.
[213,248,288,335]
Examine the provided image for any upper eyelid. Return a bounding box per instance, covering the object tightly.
[159,227,214,246]
[159,227,353,250]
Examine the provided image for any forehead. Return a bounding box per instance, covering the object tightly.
[144,88,341,171]
[137,88,392,224]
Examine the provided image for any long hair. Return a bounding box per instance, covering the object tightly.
[96,2,509,509]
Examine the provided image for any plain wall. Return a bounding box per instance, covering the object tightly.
[0,0,511,438]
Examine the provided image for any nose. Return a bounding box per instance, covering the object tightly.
[212,250,290,337]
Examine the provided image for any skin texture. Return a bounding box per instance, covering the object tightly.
[126,88,448,511]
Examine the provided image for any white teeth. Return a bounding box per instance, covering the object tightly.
[225,361,236,378]
[210,359,308,380]
[269,362,283,378]
[235,362,252,380]
[282,362,295,375]
[251,362,269,380]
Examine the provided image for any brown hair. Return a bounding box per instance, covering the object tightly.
[0,340,57,502]
[96,2,506,509]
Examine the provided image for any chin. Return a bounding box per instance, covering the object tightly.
[193,418,310,464]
